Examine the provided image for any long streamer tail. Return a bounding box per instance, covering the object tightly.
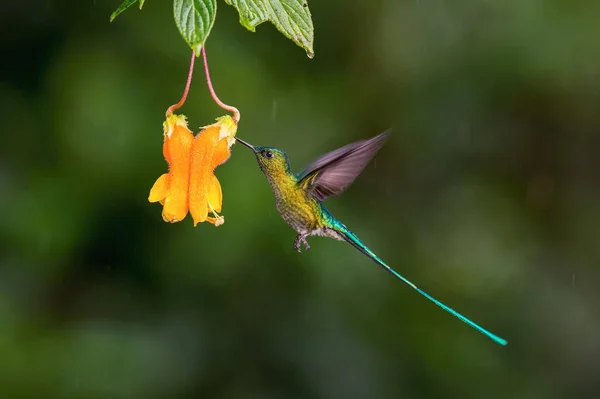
[338,227,507,346]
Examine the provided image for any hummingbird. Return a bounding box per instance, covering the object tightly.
[235,132,507,346]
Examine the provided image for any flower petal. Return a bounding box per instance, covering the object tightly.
[188,124,227,226]
[161,118,194,223]
[206,174,222,213]
[212,132,232,167]
[148,173,169,203]
[189,195,208,226]
[205,179,224,227]
[188,129,214,226]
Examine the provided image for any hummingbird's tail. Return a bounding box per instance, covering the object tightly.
[337,227,508,346]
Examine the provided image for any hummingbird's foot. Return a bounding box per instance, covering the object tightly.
[294,234,310,253]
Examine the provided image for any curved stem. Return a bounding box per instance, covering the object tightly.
[166,51,196,116]
[202,45,240,124]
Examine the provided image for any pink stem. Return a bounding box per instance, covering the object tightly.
[166,51,196,116]
[202,45,240,124]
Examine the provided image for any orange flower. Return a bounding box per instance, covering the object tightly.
[148,114,237,226]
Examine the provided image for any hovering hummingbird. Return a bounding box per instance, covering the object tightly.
[235,132,507,346]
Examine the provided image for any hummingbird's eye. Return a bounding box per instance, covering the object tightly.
[262,150,274,159]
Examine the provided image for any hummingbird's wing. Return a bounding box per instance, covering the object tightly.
[297,130,389,201]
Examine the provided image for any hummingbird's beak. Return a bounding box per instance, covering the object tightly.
[235,137,256,152]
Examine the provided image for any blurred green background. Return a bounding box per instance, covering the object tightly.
[2,0,600,398]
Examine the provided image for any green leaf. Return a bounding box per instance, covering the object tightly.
[224,0,314,58]
[110,0,145,22]
[173,0,217,55]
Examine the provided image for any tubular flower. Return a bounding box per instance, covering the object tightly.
[148,114,237,226]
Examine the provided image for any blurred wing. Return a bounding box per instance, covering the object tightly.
[298,130,390,201]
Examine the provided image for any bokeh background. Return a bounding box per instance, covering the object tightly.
[2,0,600,398]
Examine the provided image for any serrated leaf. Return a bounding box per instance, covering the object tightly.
[224,0,314,58]
[110,0,144,22]
[173,0,217,55]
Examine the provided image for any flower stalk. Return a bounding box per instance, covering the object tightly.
[202,46,240,124]
[166,51,196,116]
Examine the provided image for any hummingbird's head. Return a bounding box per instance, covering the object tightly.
[235,137,292,177]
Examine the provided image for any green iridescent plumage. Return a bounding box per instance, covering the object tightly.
[235,133,507,346]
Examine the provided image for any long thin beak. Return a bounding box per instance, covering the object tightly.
[235,137,256,152]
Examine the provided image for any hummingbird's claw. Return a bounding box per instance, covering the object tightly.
[294,234,310,253]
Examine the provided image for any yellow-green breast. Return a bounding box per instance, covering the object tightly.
[266,174,324,233]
